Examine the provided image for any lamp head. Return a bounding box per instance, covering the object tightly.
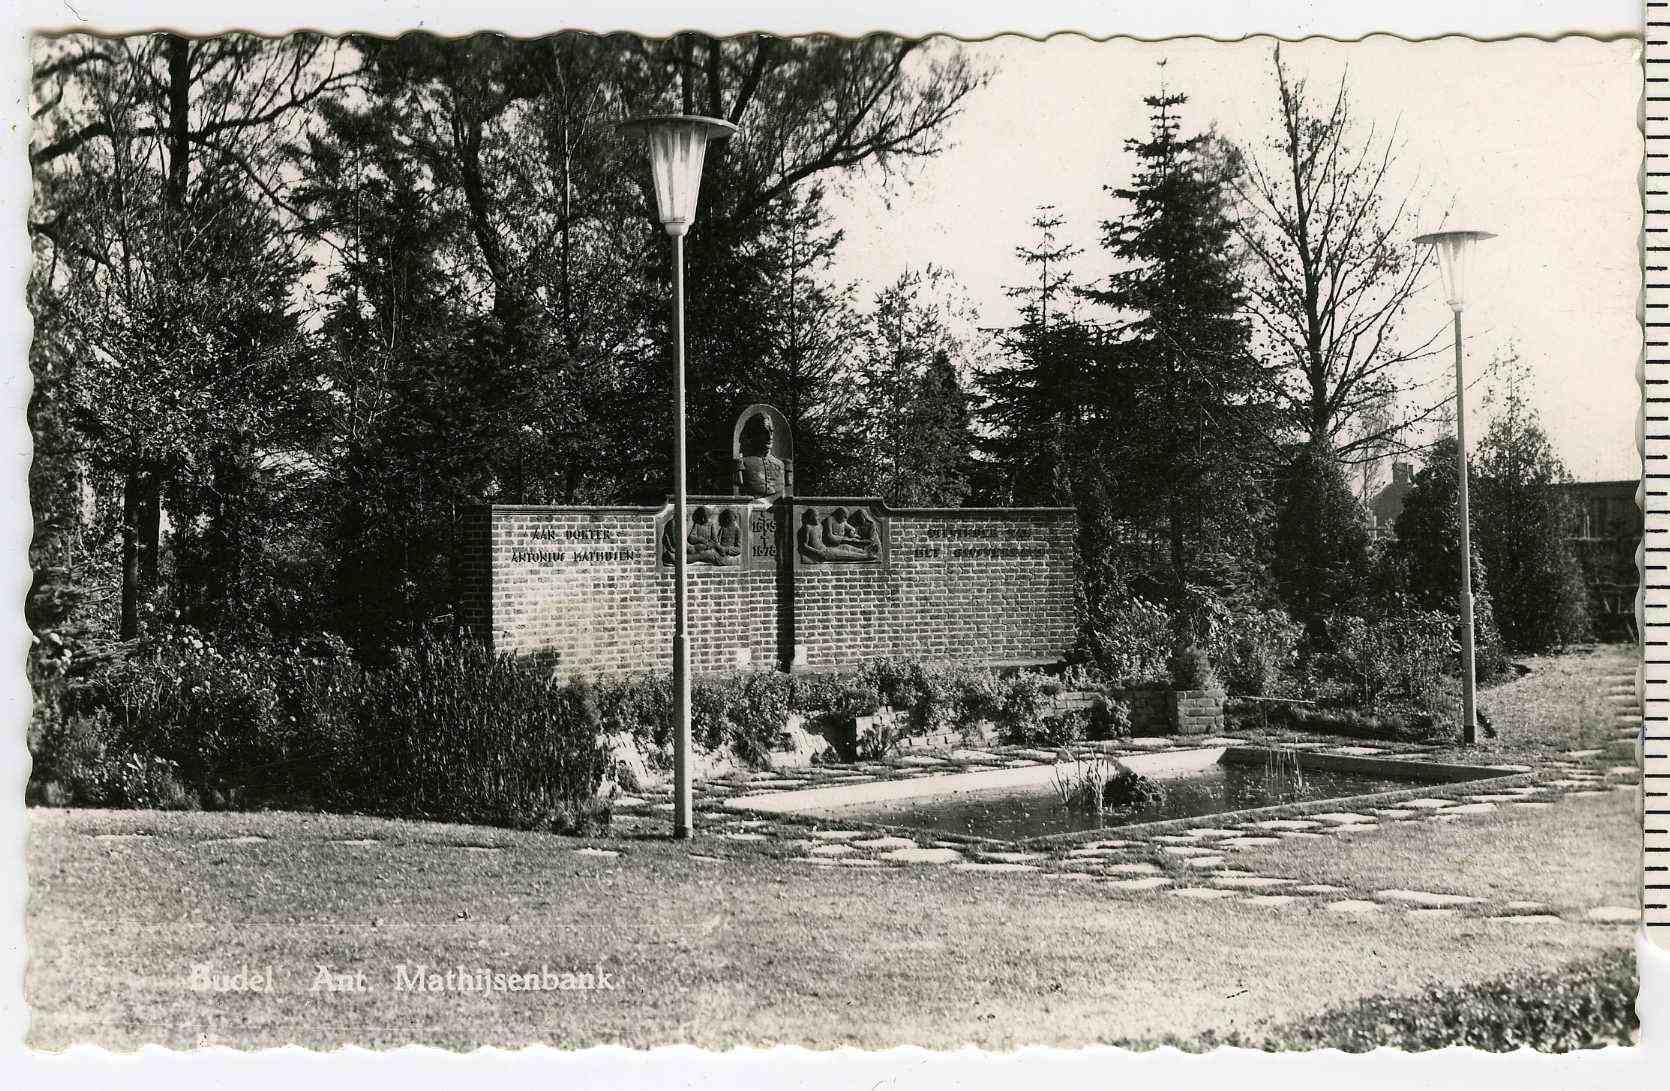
[619,114,740,237]
[1413,228,1496,310]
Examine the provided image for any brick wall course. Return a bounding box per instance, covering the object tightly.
[462,500,1078,678]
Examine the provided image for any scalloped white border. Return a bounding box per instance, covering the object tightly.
[1,2,1659,1087]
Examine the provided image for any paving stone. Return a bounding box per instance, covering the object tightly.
[1328,746,1384,755]
[1467,794,1531,803]
[1512,802,1553,810]
[809,829,867,841]
[1325,899,1381,913]
[1446,802,1497,815]
[1171,887,1237,900]
[1181,855,1226,869]
[1079,839,1137,850]
[1563,749,1604,759]
[720,832,770,842]
[689,854,724,862]
[1310,812,1376,825]
[1241,894,1297,908]
[573,847,619,858]
[1154,834,1202,844]
[809,844,856,857]
[882,847,963,864]
[1585,906,1639,923]
[953,861,1040,874]
[1163,845,1220,857]
[1295,884,1346,894]
[1211,876,1295,889]
[979,851,1044,863]
[1218,836,1282,847]
[1332,823,1381,833]
[1488,914,1564,925]
[1399,798,1458,810]
[1104,862,1164,875]
[1254,819,1321,831]
[1180,827,1243,839]
[834,857,887,868]
[1104,876,1173,891]
[854,836,917,850]
[1047,872,1096,882]
[1375,889,1483,907]
[894,755,947,767]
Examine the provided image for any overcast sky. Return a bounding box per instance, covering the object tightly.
[823,34,1641,482]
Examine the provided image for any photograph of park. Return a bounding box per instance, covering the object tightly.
[21,29,1643,1051]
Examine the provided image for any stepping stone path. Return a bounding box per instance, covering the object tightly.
[1325,900,1381,913]
[1171,887,1237,900]
[883,847,964,864]
[1211,876,1294,889]
[1182,856,1226,869]
[854,837,917,850]
[574,847,619,858]
[1585,906,1638,923]
[1105,862,1163,875]
[953,861,1039,874]
[1296,884,1346,894]
[1242,894,1296,908]
[1162,845,1219,857]
[1446,803,1497,815]
[979,851,1044,863]
[1489,914,1563,924]
[1105,876,1173,891]
[1398,799,1457,810]
[720,832,770,842]
[1375,889,1482,908]
[809,844,856,857]
[809,830,866,841]
[1310,813,1375,825]
[1254,819,1320,831]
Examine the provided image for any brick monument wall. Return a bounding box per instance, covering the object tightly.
[462,500,1078,677]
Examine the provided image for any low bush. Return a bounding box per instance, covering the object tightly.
[1232,699,1457,745]
[1086,696,1132,741]
[1167,644,1218,691]
[1259,948,1637,1051]
[1319,610,1457,713]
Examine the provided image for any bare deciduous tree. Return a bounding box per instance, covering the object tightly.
[1235,45,1447,464]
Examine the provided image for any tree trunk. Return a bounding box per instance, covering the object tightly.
[120,467,140,639]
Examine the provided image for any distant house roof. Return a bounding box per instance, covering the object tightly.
[1368,461,1416,537]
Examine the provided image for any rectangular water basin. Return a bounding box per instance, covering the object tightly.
[726,746,1523,845]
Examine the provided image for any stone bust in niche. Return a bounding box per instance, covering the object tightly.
[736,412,786,499]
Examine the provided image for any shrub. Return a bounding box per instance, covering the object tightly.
[1202,608,1302,697]
[1087,696,1131,741]
[595,673,673,765]
[1167,644,1218,691]
[1320,610,1456,713]
[1258,948,1637,1052]
[996,672,1056,744]
[1078,594,1174,687]
[731,671,792,764]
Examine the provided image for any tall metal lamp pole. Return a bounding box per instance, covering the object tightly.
[1414,227,1495,745]
[621,114,739,838]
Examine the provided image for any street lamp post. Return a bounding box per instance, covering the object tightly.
[1414,227,1495,745]
[621,113,739,839]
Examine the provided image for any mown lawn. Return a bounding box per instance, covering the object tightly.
[26,806,1631,1051]
[1208,787,1638,908]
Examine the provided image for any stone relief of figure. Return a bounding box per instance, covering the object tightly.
[736,412,787,499]
[663,506,743,567]
[797,506,881,563]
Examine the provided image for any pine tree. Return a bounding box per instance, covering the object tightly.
[1077,85,1275,614]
